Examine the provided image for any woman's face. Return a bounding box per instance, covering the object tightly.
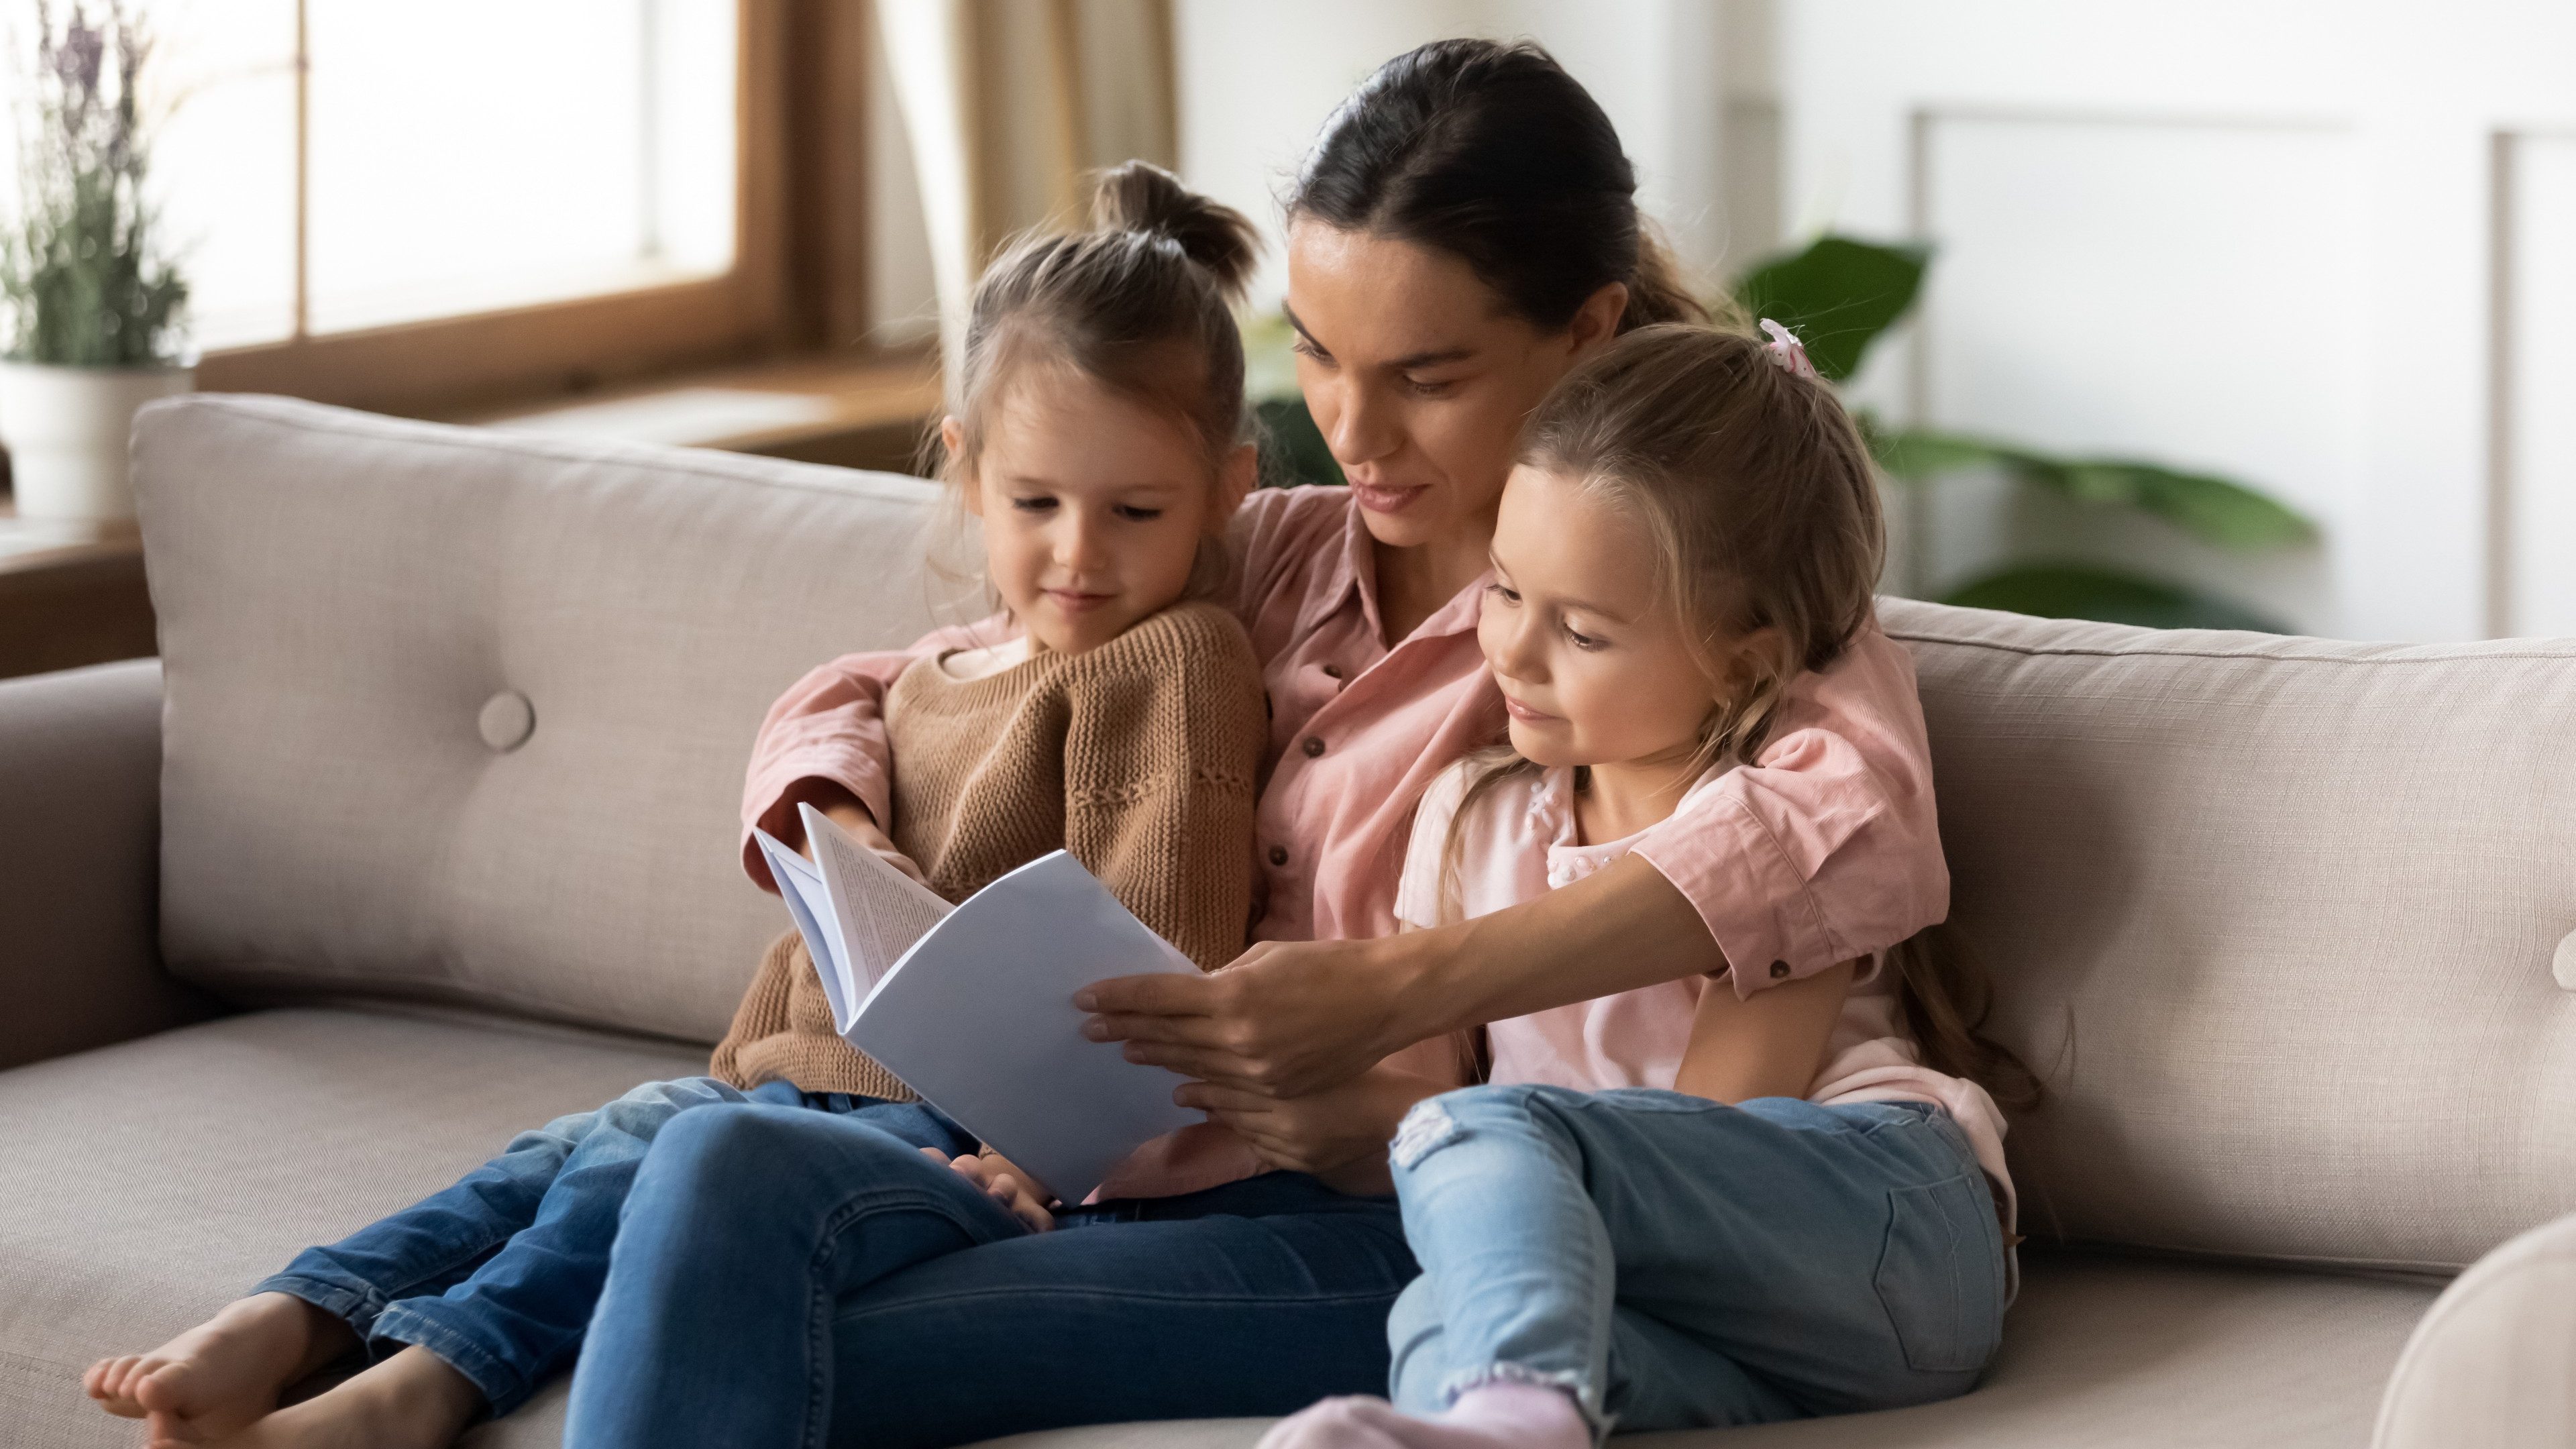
[1284,223,1623,553]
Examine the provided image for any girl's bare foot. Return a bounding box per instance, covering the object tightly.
[84,1293,356,1438]
[144,1346,482,1449]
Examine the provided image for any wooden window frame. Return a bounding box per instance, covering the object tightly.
[197,0,853,419]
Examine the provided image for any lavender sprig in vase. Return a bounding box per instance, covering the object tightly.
[0,1,192,523]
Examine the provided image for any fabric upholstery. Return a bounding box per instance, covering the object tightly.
[0,1006,705,1449]
[965,1254,2436,1449]
[0,996,2435,1449]
[0,659,212,1071]
[130,395,972,1044]
[2373,1209,2576,1448]
[1880,599,2576,1271]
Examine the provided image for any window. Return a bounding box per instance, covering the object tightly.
[117,0,794,413]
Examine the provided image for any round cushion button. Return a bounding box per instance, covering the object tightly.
[2556,928,2576,992]
[478,690,537,753]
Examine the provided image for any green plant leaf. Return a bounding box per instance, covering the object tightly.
[1732,235,1930,382]
[1256,397,1344,489]
[1870,425,2317,551]
[2047,460,2316,549]
[1940,563,2286,632]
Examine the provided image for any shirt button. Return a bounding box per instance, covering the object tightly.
[1301,737,1326,758]
[1268,845,1289,867]
[1322,663,1343,680]
[1768,960,1790,979]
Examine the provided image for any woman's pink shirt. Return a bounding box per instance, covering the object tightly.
[741,485,1950,995]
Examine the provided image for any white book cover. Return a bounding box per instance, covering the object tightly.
[751,804,1203,1201]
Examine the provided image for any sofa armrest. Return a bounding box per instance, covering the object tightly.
[2374,1209,2576,1448]
[0,659,215,1071]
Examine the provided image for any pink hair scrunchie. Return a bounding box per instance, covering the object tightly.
[1759,317,1819,380]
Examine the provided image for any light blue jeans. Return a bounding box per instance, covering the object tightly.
[1385,1085,2009,1436]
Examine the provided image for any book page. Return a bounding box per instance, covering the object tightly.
[845,851,1202,1201]
[753,830,856,1028]
[799,803,952,993]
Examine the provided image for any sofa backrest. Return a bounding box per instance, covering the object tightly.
[133,396,2573,1272]
[133,395,971,1045]
[1882,598,2576,1272]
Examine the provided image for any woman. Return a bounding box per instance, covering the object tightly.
[564,39,1945,1449]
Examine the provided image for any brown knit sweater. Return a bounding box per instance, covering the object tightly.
[710,600,1267,1099]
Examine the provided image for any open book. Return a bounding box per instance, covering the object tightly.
[751,804,1203,1201]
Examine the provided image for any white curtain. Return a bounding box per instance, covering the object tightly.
[874,0,1178,392]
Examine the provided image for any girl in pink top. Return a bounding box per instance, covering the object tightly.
[1262,325,2033,1449]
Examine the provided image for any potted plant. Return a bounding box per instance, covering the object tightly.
[0,1,191,523]
[1733,235,2316,631]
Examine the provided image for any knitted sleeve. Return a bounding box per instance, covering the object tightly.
[1059,602,1267,972]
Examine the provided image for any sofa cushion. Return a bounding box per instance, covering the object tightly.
[0,1004,2438,1449]
[0,1006,705,1449]
[130,394,967,1042]
[1882,599,2576,1271]
[973,1254,2436,1449]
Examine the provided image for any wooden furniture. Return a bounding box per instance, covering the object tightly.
[455,352,940,474]
[0,504,154,682]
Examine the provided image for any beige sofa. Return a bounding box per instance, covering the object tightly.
[3,394,2570,1449]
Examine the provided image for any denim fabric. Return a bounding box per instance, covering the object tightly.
[1385,1085,2008,1436]
[252,1077,967,1415]
[564,1103,1417,1449]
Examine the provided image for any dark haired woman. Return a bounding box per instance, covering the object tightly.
[580,39,1968,1449]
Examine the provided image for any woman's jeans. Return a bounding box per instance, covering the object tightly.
[250,1077,970,1415]
[561,1102,1419,1449]
[1386,1085,2011,1435]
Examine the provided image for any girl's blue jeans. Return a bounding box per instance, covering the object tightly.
[1387,1084,2010,1436]
[250,1077,970,1417]
[557,1087,2002,1449]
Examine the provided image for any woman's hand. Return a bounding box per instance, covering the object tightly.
[1080,935,1422,1099]
[1175,1061,1450,1193]
[923,1147,1057,1233]
[1080,855,1727,1100]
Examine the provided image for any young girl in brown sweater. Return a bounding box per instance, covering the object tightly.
[83,163,1271,1449]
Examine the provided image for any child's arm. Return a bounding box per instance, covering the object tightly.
[740,616,1010,892]
[1670,958,1856,1105]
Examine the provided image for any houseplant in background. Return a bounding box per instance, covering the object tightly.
[0,2,192,523]
[1244,237,2316,631]
[1733,235,2316,631]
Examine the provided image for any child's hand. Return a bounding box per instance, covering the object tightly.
[812,799,932,888]
[921,1146,1057,1232]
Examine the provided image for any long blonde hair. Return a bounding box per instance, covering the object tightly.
[1447,323,2037,1109]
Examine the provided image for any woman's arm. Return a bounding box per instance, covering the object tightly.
[1081,851,1718,1095]
[739,617,1006,890]
[1080,624,1946,1097]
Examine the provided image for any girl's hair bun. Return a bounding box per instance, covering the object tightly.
[1090,160,1260,304]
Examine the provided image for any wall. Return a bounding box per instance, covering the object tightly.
[1150,3,2576,641]
[1172,0,1766,305]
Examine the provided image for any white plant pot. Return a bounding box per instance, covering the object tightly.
[0,360,195,522]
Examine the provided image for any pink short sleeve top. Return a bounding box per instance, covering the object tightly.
[1393,758,2015,1234]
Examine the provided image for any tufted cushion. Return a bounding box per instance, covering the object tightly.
[1881,599,2576,1271]
[131,395,965,1043]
